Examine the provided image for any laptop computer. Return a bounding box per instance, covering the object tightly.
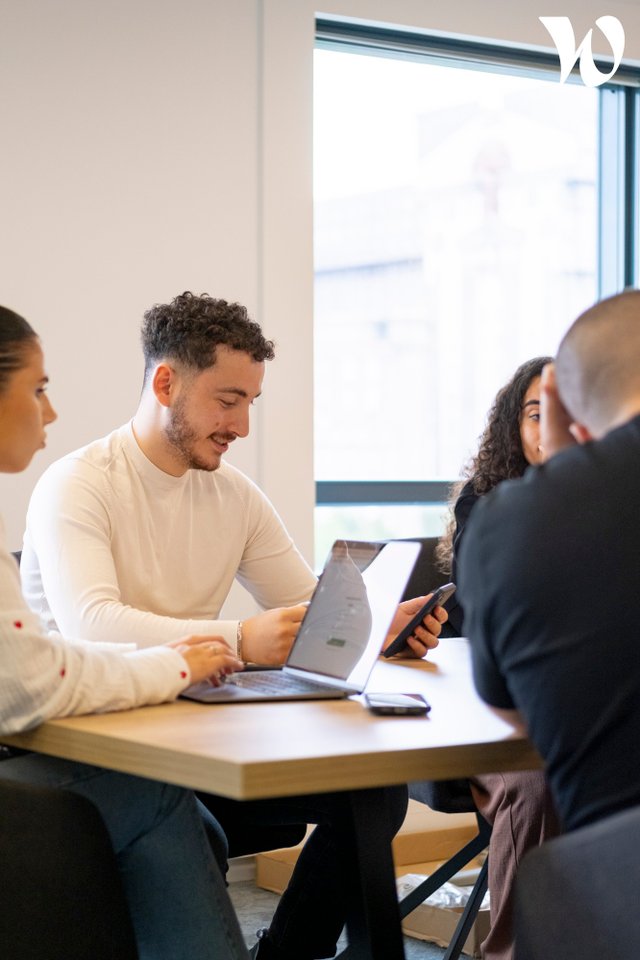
[181,538,421,703]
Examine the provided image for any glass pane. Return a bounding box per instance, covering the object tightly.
[314,503,448,571]
[314,47,599,484]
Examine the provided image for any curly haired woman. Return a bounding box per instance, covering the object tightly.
[437,356,552,637]
[436,357,560,960]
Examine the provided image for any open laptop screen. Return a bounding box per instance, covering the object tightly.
[286,539,420,690]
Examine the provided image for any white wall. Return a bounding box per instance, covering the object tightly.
[0,0,263,550]
[2,0,640,576]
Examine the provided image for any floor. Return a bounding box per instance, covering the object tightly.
[229,877,448,959]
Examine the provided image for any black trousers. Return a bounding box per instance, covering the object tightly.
[197,785,408,960]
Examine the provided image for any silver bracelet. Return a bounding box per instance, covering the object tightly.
[236,621,244,662]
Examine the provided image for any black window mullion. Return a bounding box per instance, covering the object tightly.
[624,87,639,288]
[598,86,626,297]
[316,481,453,506]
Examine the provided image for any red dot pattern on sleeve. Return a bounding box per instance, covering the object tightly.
[60,668,66,677]
[13,621,23,629]
[180,671,187,679]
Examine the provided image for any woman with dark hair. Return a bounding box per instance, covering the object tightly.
[0,305,250,960]
[436,357,559,960]
[437,356,553,637]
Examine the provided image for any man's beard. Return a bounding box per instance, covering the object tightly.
[164,396,218,472]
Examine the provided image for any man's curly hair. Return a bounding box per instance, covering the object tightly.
[141,291,275,384]
[435,356,552,574]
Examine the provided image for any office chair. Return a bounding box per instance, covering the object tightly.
[395,538,492,960]
[0,777,139,960]
[397,536,442,601]
[515,803,640,960]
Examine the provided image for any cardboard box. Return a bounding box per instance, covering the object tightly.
[391,799,479,865]
[401,904,489,958]
[255,800,488,955]
[398,874,490,958]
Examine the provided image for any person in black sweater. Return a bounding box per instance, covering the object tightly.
[463,289,640,834]
[435,357,559,960]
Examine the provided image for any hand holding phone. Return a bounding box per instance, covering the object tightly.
[382,582,456,659]
[365,693,431,715]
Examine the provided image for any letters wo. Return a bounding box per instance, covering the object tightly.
[539,16,625,87]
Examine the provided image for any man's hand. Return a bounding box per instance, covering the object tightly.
[167,635,244,686]
[383,594,447,659]
[540,362,577,460]
[241,603,310,665]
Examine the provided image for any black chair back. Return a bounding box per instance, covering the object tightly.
[398,537,442,600]
[515,804,640,960]
[409,779,479,815]
[0,778,139,959]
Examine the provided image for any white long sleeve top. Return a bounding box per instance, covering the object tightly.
[21,422,317,651]
[1,520,192,734]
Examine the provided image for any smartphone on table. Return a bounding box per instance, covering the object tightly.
[364,693,431,716]
[382,582,456,659]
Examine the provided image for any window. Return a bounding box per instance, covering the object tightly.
[313,21,639,567]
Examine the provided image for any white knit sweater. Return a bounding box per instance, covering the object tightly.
[21,422,316,651]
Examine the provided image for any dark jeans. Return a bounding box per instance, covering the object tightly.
[197,785,409,959]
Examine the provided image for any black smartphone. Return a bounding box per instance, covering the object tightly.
[364,693,431,716]
[382,582,456,659]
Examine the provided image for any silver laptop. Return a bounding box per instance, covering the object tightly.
[181,538,421,704]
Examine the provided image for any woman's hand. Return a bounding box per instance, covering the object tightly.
[166,635,244,686]
[383,594,448,659]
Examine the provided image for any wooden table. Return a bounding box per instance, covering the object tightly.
[3,639,542,960]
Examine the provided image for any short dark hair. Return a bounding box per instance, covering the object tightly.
[0,306,38,393]
[141,291,275,384]
[556,289,640,434]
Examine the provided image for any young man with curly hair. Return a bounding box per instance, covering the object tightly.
[21,291,443,960]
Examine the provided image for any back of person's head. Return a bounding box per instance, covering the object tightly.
[0,306,38,393]
[141,291,275,387]
[556,289,640,436]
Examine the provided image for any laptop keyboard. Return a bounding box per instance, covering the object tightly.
[227,671,335,694]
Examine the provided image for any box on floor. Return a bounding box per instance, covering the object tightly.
[255,799,489,958]
[397,871,490,957]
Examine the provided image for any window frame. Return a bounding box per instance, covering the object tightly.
[314,18,640,513]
